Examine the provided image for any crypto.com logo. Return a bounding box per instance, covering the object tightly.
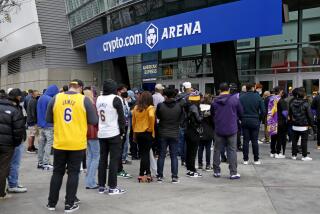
[145,23,158,49]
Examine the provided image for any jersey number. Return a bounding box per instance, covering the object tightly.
[64,108,72,123]
[100,110,106,122]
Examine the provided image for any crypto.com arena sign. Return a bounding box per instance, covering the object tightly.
[86,0,282,64]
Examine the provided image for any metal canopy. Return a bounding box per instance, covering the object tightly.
[284,0,320,11]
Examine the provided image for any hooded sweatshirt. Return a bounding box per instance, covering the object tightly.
[37,85,59,128]
[211,93,243,136]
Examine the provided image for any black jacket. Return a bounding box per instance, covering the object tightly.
[199,107,214,141]
[27,97,38,126]
[185,103,202,131]
[0,99,26,147]
[156,99,183,139]
[311,95,320,121]
[289,98,313,127]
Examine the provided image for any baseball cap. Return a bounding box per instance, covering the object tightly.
[183,82,192,89]
[69,79,84,87]
[155,84,164,90]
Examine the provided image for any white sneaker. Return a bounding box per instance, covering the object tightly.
[291,156,297,160]
[7,186,27,193]
[43,164,53,170]
[254,160,261,165]
[270,153,275,158]
[275,154,285,159]
[243,161,249,165]
[301,156,312,161]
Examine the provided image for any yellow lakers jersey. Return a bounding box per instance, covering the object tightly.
[53,93,87,150]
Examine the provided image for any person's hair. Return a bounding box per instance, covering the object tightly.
[28,89,33,94]
[83,88,94,103]
[136,91,153,112]
[229,83,238,94]
[117,84,127,92]
[297,87,306,99]
[273,86,282,95]
[292,88,299,98]
[63,85,69,92]
[163,88,177,99]
[255,83,263,89]
[0,89,6,99]
[281,91,288,99]
[219,82,229,92]
[203,94,213,104]
[246,83,255,92]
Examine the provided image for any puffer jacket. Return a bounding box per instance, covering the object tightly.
[185,103,202,131]
[289,98,313,127]
[0,99,26,147]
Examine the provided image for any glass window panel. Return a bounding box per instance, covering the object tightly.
[161,49,177,59]
[181,45,202,56]
[303,79,319,96]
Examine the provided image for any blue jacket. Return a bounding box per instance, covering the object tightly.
[37,85,59,128]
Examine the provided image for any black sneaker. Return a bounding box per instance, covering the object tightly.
[186,171,192,177]
[157,176,164,183]
[198,164,203,170]
[189,172,202,178]
[74,197,80,205]
[64,204,79,213]
[205,165,213,172]
[46,204,56,211]
[181,161,186,166]
[172,177,180,184]
[37,163,43,169]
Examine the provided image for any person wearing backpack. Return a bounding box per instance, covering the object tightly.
[198,94,214,171]
[289,87,313,161]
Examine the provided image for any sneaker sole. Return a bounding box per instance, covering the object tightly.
[47,207,56,211]
[230,177,240,180]
[108,192,126,196]
[64,206,79,213]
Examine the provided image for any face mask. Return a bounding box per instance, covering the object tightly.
[121,92,128,98]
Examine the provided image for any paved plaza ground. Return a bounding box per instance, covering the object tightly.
[1,141,320,214]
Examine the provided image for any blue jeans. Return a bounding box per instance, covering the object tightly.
[157,137,179,178]
[242,126,260,161]
[178,128,186,162]
[8,143,24,188]
[86,140,100,188]
[122,131,130,161]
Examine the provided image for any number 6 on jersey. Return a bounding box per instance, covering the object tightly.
[64,108,72,123]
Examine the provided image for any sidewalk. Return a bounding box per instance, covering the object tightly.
[1,142,320,214]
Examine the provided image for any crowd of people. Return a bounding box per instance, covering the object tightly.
[0,78,319,213]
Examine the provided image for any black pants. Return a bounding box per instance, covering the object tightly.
[82,151,86,169]
[118,127,128,172]
[98,135,122,189]
[292,130,309,157]
[185,128,200,172]
[317,122,320,146]
[0,145,14,197]
[277,126,287,155]
[198,140,212,166]
[48,149,84,206]
[130,126,139,158]
[242,126,260,161]
[137,132,153,176]
[270,134,278,154]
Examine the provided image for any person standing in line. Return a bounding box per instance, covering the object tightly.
[185,91,203,178]
[240,83,265,165]
[176,82,193,166]
[212,83,243,179]
[198,94,214,171]
[151,84,165,176]
[46,80,98,212]
[276,91,289,158]
[7,89,28,194]
[268,87,282,158]
[0,89,26,199]
[83,87,100,190]
[156,88,183,183]
[262,91,271,144]
[23,89,33,113]
[26,90,40,154]
[116,84,132,178]
[311,89,320,150]
[132,91,155,182]
[37,85,59,170]
[97,80,126,195]
[289,87,313,161]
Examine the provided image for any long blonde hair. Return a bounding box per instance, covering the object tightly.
[83,89,94,104]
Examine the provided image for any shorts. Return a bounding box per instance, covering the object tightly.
[28,126,38,137]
